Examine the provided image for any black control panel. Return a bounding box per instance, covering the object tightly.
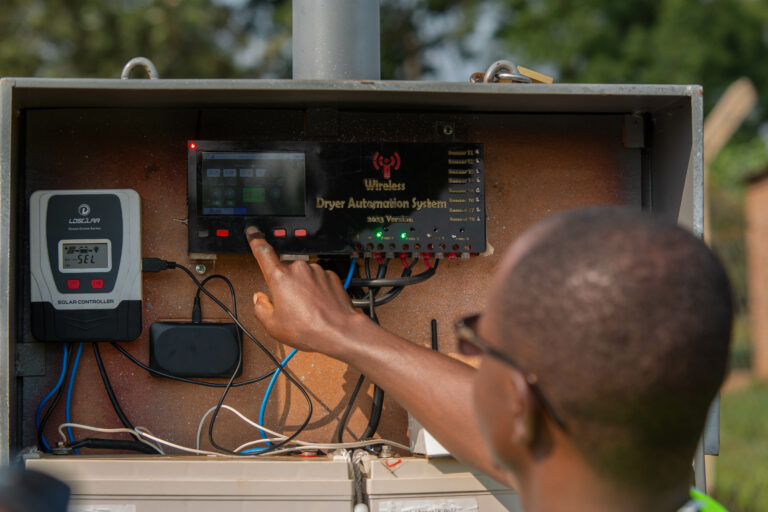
[188,141,485,256]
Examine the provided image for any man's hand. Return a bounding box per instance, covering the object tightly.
[246,226,369,356]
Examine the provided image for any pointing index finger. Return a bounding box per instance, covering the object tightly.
[246,226,282,284]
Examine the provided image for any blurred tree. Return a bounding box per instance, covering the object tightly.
[495,0,768,119]
[0,0,248,78]
[380,0,484,79]
[0,0,485,80]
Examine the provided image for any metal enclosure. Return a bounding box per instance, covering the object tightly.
[0,79,705,502]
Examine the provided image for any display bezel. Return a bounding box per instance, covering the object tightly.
[58,239,113,273]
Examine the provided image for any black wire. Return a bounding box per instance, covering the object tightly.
[350,259,416,307]
[196,274,238,317]
[349,259,439,288]
[91,343,161,452]
[38,344,72,452]
[333,258,381,444]
[370,258,389,300]
[334,373,365,443]
[374,258,389,287]
[336,257,381,443]
[362,386,384,441]
[170,263,313,455]
[207,334,243,454]
[191,273,247,454]
[335,288,387,443]
[93,343,136,432]
[361,293,384,441]
[68,438,159,455]
[111,342,275,387]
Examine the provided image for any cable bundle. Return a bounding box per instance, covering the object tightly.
[38,253,437,457]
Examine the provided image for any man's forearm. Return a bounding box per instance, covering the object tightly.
[330,315,515,486]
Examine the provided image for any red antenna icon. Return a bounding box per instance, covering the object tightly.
[372,152,401,179]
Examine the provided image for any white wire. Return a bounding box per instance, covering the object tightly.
[133,426,166,454]
[195,404,411,453]
[60,421,411,458]
[195,405,287,451]
[244,439,411,456]
[232,438,276,452]
[232,438,411,453]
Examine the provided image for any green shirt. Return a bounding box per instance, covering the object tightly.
[678,488,727,512]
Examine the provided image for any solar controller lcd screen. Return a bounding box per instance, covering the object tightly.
[60,242,110,271]
[201,152,306,216]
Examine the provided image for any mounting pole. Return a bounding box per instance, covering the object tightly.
[292,0,380,80]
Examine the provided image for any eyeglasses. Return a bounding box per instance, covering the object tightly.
[455,313,567,431]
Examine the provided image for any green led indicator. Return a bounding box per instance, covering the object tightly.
[375,231,383,239]
[400,232,407,239]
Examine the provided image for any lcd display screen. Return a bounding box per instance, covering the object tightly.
[201,152,306,215]
[60,242,110,271]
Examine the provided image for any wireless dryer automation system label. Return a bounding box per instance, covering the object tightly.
[29,189,142,342]
[188,141,486,255]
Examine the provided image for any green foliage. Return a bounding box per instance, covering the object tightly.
[715,381,768,511]
[495,0,768,118]
[0,0,247,78]
[710,136,768,192]
[380,0,483,79]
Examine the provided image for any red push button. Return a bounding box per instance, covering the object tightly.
[66,279,80,290]
[91,279,104,290]
[273,229,287,238]
[294,229,307,237]
[216,229,229,237]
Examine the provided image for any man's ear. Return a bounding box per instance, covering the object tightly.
[507,369,536,446]
[508,370,556,462]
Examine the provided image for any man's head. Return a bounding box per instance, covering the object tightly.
[471,207,732,488]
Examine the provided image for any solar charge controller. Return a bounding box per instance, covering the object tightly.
[29,189,142,342]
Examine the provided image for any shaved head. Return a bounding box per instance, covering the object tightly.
[489,207,732,485]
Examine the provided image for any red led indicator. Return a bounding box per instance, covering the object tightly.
[294,228,307,238]
[216,229,229,237]
[188,141,197,150]
[273,229,287,238]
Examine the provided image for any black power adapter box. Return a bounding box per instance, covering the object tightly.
[149,322,242,378]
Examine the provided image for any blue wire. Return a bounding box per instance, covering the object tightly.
[343,257,357,290]
[35,344,70,451]
[253,349,297,448]
[65,343,84,454]
[243,258,358,454]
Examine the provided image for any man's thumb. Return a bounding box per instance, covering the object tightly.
[252,292,275,327]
